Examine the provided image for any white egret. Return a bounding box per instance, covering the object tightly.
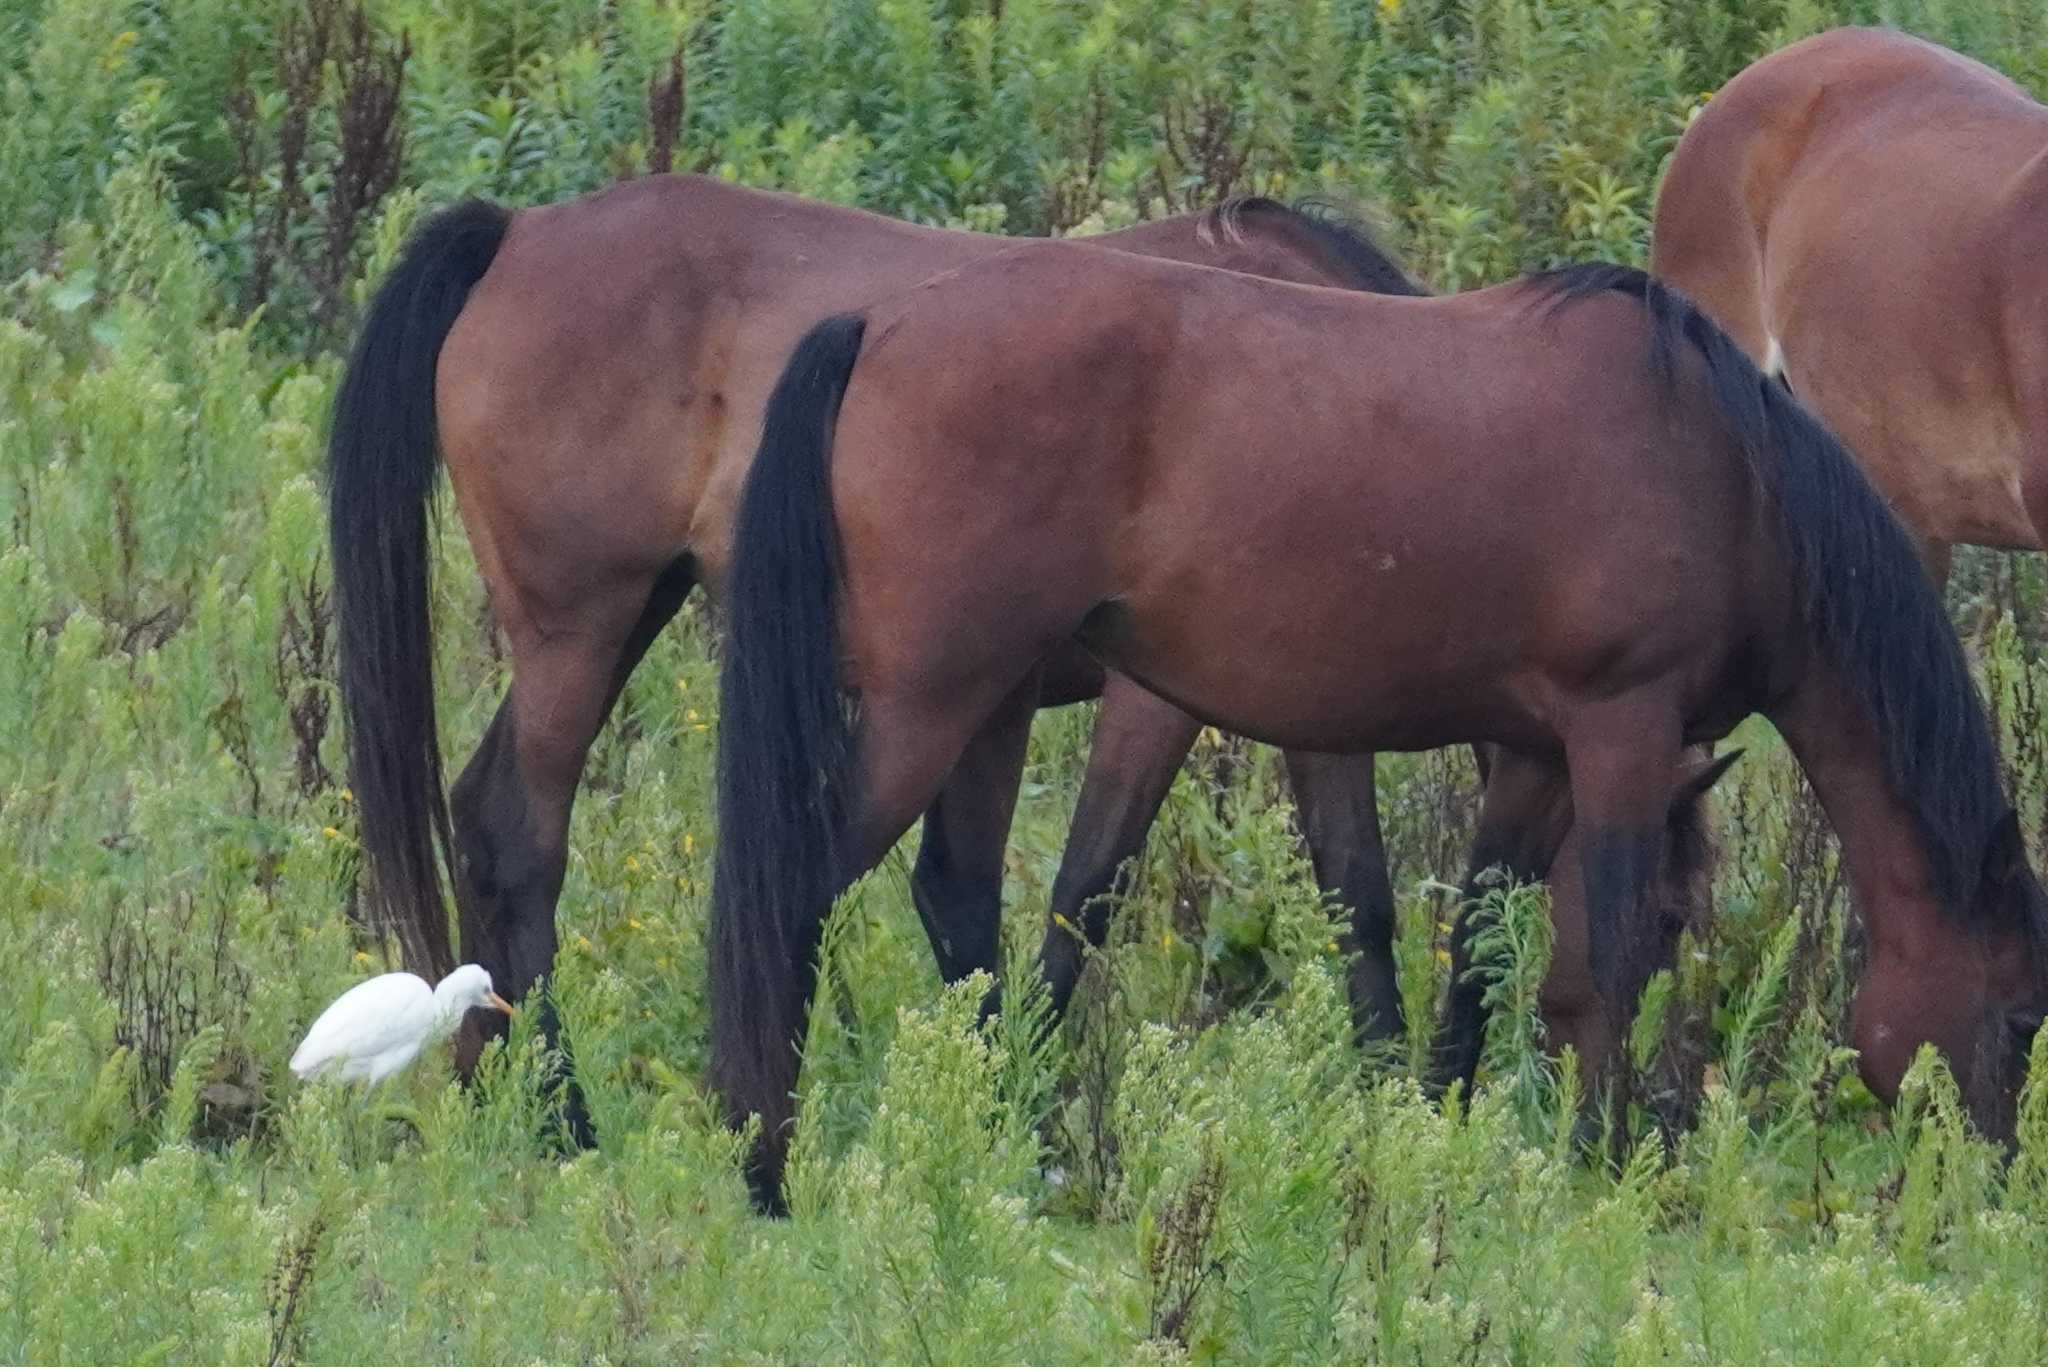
[290,963,515,1084]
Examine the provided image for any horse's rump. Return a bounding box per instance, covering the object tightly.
[1651,26,2048,551]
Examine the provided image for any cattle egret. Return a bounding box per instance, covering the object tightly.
[290,963,515,1084]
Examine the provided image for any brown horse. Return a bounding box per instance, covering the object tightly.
[326,175,1424,1138]
[716,244,2048,1208]
[1652,27,2048,577]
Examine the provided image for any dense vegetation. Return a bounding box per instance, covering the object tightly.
[5,0,2048,1360]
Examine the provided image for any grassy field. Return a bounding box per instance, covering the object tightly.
[7,0,2048,1360]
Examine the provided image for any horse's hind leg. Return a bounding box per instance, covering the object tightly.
[909,665,1044,996]
[1432,747,1572,1099]
[449,556,695,1143]
[1282,750,1402,1045]
[1035,673,1201,1019]
[738,672,1043,1209]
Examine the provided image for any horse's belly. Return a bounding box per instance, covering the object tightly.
[1085,571,1547,756]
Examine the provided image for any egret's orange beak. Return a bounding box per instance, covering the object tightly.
[486,992,517,1016]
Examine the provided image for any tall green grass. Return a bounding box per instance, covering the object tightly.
[4,0,2048,1359]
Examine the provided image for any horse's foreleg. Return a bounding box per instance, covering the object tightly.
[1282,750,1401,1045]
[909,665,1044,998]
[1433,747,1572,1099]
[1035,673,1200,1020]
[1560,698,1682,1118]
[449,556,695,1145]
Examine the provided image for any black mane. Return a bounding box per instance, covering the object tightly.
[1206,197,1426,297]
[1536,263,2043,947]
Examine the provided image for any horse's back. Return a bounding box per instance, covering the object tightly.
[435,177,1411,612]
[834,250,1773,749]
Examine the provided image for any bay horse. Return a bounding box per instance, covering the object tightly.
[716,245,2048,1209]
[326,174,1425,1139]
[1652,27,2048,578]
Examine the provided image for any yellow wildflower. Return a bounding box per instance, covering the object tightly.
[1434,948,1452,967]
[322,826,341,840]
[676,675,689,692]
[1326,940,1340,955]
[627,918,644,931]
[104,31,137,73]
[353,950,372,965]
[340,788,354,803]
[685,708,700,723]
[577,935,593,953]
[1378,0,1400,17]
[693,723,709,733]
[626,855,641,873]
[1053,913,1074,931]
[1162,931,1175,950]
[683,833,696,856]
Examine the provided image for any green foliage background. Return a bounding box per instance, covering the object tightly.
[4,0,2048,1361]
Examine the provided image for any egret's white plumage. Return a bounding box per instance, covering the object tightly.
[290,963,514,1083]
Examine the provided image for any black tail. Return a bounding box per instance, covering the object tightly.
[327,200,511,979]
[711,312,869,1197]
[1539,265,2014,922]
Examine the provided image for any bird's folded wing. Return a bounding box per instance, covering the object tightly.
[290,974,430,1073]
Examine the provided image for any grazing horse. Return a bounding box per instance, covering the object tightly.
[1652,26,2048,577]
[716,245,2048,1209]
[326,174,1424,1138]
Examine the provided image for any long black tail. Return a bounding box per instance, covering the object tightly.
[711,312,869,1195]
[327,200,511,979]
[1539,265,2011,915]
